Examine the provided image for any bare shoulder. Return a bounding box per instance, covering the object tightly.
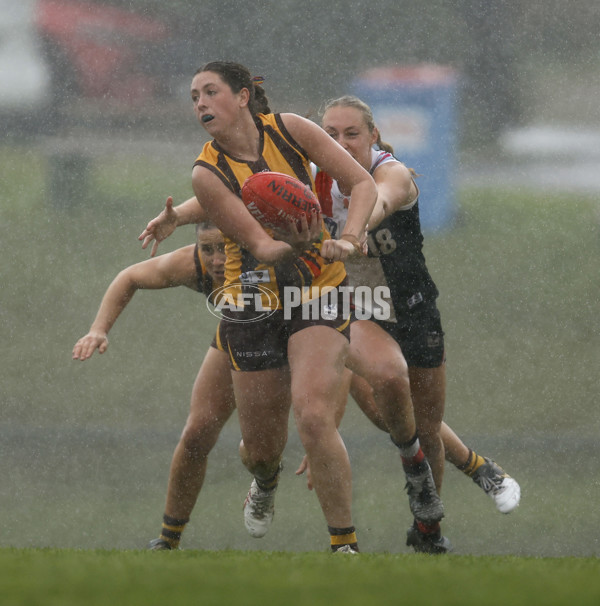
[372,161,418,215]
[279,113,355,178]
[192,165,228,214]
[159,243,197,270]
[375,161,416,197]
[373,160,413,185]
[192,163,221,190]
[279,112,308,127]
[164,244,197,267]
[279,112,323,140]
[143,244,198,289]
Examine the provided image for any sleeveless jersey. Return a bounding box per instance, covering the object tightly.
[193,243,217,303]
[193,243,227,353]
[194,113,345,313]
[315,149,439,323]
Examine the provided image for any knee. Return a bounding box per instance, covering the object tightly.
[416,419,443,445]
[239,426,287,465]
[239,438,283,478]
[371,365,411,402]
[179,416,221,459]
[294,406,333,449]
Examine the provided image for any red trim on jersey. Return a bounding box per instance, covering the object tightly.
[315,171,333,218]
[370,151,394,174]
[300,252,322,277]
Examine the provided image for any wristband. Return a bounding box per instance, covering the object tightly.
[340,233,366,256]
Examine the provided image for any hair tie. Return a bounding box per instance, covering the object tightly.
[252,75,265,86]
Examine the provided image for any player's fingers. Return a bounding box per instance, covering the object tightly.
[140,232,155,248]
[73,342,90,360]
[80,340,94,359]
[331,239,352,262]
[286,217,300,236]
[306,472,313,491]
[296,212,308,234]
[295,455,308,476]
[320,239,337,263]
[73,336,93,359]
[310,209,321,229]
[310,210,323,241]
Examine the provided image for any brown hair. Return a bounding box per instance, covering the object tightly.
[196,220,218,233]
[196,61,271,116]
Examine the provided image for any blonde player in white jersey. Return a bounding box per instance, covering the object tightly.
[307,95,520,553]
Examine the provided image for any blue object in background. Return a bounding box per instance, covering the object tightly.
[353,64,459,233]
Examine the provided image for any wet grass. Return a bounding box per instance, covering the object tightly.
[2,547,600,606]
[1,143,599,558]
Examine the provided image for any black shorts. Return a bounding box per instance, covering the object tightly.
[210,321,226,351]
[219,287,352,372]
[375,304,445,368]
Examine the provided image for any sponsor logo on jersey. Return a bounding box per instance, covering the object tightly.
[236,350,269,358]
[239,270,271,284]
[407,292,424,309]
[427,332,442,348]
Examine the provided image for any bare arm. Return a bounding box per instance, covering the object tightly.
[72,246,197,360]
[192,166,321,265]
[280,113,377,260]
[367,162,418,230]
[139,196,207,257]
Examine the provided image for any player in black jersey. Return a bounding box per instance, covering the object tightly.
[139,62,448,553]
[310,96,520,553]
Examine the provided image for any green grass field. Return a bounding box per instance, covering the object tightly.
[1,141,599,602]
[3,548,600,606]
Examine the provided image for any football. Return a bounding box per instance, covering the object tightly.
[241,171,321,230]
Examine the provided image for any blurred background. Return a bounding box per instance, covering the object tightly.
[1,0,599,556]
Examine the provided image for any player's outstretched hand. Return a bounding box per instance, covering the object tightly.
[72,331,109,361]
[138,196,178,257]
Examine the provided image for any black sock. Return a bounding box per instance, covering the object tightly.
[159,514,189,549]
[255,463,282,491]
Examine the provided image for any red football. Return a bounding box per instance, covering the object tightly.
[241,171,321,230]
